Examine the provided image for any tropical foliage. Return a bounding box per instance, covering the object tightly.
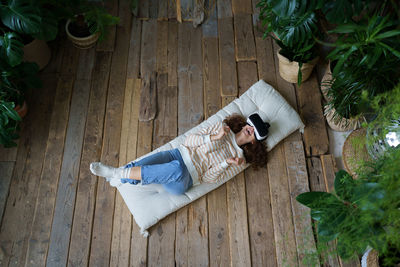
[297,149,400,266]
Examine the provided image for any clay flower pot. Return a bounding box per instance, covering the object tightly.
[277,50,319,84]
[65,19,100,49]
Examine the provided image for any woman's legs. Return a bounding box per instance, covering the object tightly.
[90,149,193,194]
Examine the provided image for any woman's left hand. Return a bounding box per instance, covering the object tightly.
[226,157,244,166]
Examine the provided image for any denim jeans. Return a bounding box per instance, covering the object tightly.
[121,149,193,195]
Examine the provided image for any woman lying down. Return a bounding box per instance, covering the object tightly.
[90,113,270,195]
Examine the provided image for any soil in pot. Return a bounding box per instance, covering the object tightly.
[67,18,92,38]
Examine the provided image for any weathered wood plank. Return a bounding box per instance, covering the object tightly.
[148,215,176,266]
[168,0,177,19]
[127,17,142,79]
[139,72,157,121]
[149,0,159,19]
[0,73,56,267]
[157,21,168,73]
[141,20,158,76]
[296,73,329,156]
[238,61,258,96]
[148,74,177,266]
[252,0,260,25]
[168,21,179,87]
[218,17,237,96]
[0,145,18,161]
[217,0,233,18]
[96,0,118,51]
[267,144,298,267]
[177,22,204,134]
[227,173,252,267]
[42,37,66,75]
[158,0,168,20]
[67,52,112,267]
[24,77,73,267]
[320,154,337,192]
[60,44,80,77]
[130,120,152,267]
[245,167,278,267]
[202,0,218,37]
[0,162,14,225]
[138,0,149,19]
[255,34,277,88]
[192,0,205,27]
[203,37,221,118]
[89,4,131,265]
[46,50,95,267]
[207,186,230,267]
[188,198,209,266]
[181,0,194,21]
[110,78,140,267]
[176,0,182,22]
[222,96,237,107]
[153,74,177,149]
[175,206,189,265]
[232,0,253,14]
[284,141,320,267]
[272,41,298,111]
[307,157,341,267]
[234,14,256,61]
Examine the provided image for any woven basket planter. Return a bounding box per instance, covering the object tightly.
[321,60,333,102]
[362,248,380,267]
[324,105,363,132]
[66,19,100,49]
[277,50,319,83]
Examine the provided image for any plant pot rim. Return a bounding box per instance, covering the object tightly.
[65,19,100,41]
[277,49,319,65]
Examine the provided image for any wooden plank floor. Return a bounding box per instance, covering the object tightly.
[0,0,357,266]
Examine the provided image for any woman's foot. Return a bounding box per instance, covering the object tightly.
[90,162,130,179]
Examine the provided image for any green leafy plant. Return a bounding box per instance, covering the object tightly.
[321,0,374,24]
[323,13,400,121]
[60,0,119,41]
[297,149,400,266]
[257,0,322,84]
[0,61,41,147]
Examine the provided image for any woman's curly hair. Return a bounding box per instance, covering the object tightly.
[223,114,268,169]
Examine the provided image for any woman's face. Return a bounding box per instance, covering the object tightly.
[238,125,256,144]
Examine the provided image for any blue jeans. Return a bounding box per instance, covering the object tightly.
[121,149,193,195]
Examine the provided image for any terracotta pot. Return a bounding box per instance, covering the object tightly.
[277,51,319,83]
[23,39,51,70]
[325,105,363,132]
[14,101,28,118]
[65,19,100,49]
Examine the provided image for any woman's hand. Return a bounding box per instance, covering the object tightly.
[211,125,230,141]
[226,157,244,166]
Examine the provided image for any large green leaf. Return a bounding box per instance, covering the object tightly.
[0,0,42,36]
[296,191,341,209]
[0,32,24,67]
[1,101,21,122]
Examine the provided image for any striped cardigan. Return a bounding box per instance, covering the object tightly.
[178,122,247,185]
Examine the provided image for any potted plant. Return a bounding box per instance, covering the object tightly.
[297,154,400,266]
[0,0,59,69]
[322,13,400,131]
[62,0,119,49]
[257,0,321,85]
[0,61,41,147]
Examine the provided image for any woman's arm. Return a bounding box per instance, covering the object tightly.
[184,122,228,147]
[202,157,245,183]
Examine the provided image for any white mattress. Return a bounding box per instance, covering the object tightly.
[109,80,305,236]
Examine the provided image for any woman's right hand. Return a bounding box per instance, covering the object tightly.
[211,125,230,141]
